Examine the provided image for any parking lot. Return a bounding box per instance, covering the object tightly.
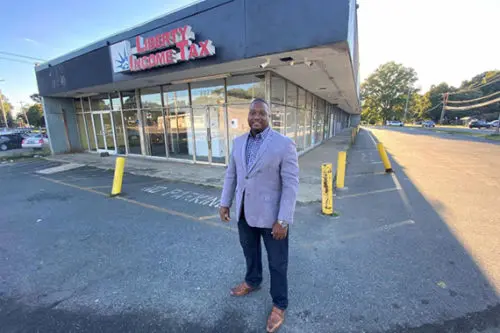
[1,151,499,332]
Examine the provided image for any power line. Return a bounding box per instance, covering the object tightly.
[445,97,500,111]
[0,56,38,65]
[447,90,500,104]
[448,77,500,95]
[424,102,443,113]
[0,51,46,62]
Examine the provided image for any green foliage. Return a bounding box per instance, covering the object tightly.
[410,93,431,120]
[1,93,14,127]
[361,61,418,123]
[30,93,42,104]
[26,104,45,127]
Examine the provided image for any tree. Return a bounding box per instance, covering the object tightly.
[0,92,14,127]
[30,93,42,104]
[361,61,418,124]
[26,104,45,127]
[409,93,431,121]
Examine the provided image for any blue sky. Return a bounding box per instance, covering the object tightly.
[1,0,498,114]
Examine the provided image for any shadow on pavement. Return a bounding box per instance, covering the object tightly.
[0,297,252,333]
[329,128,500,332]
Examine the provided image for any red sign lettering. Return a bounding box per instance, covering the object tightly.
[188,44,199,59]
[116,25,215,73]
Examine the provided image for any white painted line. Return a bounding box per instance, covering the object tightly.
[340,219,416,240]
[198,214,219,220]
[36,163,85,175]
[345,172,386,178]
[367,130,378,146]
[337,187,399,199]
[142,184,221,208]
[370,161,383,164]
[390,172,413,215]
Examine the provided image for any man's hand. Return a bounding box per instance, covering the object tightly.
[272,222,288,240]
[219,206,231,222]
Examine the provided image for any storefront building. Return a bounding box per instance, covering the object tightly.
[35,0,360,166]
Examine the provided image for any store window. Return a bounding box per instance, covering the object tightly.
[286,83,297,106]
[163,84,191,160]
[122,110,142,155]
[84,113,96,151]
[271,104,285,135]
[271,75,285,104]
[226,74,265,152]
[74,98,83,113]
[140,87,163,109]
[112,112,126,154]
[90,93,111,111]
[190,80,225,162]
[82,97,90,112]
[122,91,138,110]
[141,87,166,157]
[76,113,89,150]
[120,91,142,155]
[227,74,265,105]
[305,92,312,148]
[110,93,121,110]
[285,106,296,141]
[191,80,224,106]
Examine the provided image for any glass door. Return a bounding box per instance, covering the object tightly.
[102,112,116,151]
[93,113,106,150]
[192,106,210,162]
[92,111,117,154]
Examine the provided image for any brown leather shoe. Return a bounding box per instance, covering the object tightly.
[266,306,285,332]
[230,281,260,296]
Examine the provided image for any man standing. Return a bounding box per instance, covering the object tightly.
[219,98,299,332]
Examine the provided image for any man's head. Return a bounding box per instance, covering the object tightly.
[248,98,270,133]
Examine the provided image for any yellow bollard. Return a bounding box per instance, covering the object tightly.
[377,143,393,173]
[336,151,347,189]
[111,157,126,196]
[321,163,333,215]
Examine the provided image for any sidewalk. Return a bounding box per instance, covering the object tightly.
[45,129,352,203]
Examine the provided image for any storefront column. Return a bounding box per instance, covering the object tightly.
[118,92,130,154]
[80,98,91,150]
[265,71,271,108]
[223,78,230,165]
[135,89,148,156]
[42,96,82,154]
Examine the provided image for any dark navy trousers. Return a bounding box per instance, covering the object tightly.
[238,213,289,310]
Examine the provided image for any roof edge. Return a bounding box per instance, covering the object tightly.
[36,0,233,72]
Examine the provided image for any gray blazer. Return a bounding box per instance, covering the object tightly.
[220,129,299,228]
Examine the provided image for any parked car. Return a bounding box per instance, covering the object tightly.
[488,120,499,128]
[0,133,25,151]
[386,120,404,127]
[469,120,491,129]
[422,120,436,128]
[22,134,49,150]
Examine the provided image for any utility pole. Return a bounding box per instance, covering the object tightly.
[439,92,448,125]
[496,111,500,134]
[0,89,8,129]
[403,87,412,123]
[19,101,30,127]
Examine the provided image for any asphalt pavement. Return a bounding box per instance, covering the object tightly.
[1,130,499,333]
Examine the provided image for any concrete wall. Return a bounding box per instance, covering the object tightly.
[350,114,361,127]
[347,0,360,100]
[43,97,81,154]
[36,0,351,96]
